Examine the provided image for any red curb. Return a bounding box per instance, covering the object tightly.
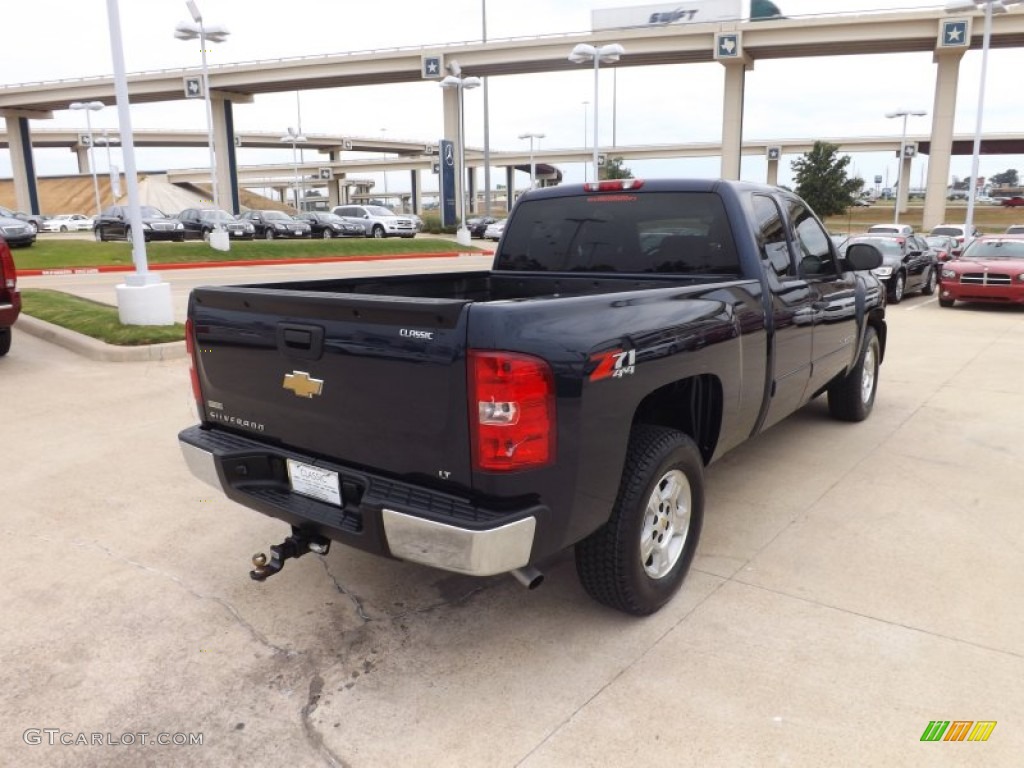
[17,250,491,278]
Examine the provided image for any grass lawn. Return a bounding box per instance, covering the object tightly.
[14,236,485,270]
[21,289,185,346]
[823,201,1023,235]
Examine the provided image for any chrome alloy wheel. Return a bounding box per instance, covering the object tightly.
[640,470,692,579]
[860,340,877,404]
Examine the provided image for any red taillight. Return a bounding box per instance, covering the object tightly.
[0,242,16,293]
[469,350,555,472]
[185,318,202,408]
[582,179,645,192]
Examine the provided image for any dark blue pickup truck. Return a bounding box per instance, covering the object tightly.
[179,179,886,615]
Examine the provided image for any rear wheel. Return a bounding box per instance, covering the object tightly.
[921,268,937,296]
[0,328,10,357]
[264,229,275,240]
[125,227,134,244]
[575,426,704,615]
[827,326,880,422]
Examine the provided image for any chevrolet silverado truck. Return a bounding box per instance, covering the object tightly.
[0,237,21,357]
[178,179,886,615]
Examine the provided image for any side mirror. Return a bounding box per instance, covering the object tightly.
[843,243,883,271]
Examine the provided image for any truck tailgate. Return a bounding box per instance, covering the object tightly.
[190,286,473,485]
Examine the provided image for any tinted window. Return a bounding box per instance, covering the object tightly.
[962,239,1024,259]
[495,192,739,275]
[753,194,793,277]
[787,199,836,276]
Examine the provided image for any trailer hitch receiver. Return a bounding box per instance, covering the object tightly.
[250,529,331,581]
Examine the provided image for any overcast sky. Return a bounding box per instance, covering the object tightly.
[2,0,1022,196]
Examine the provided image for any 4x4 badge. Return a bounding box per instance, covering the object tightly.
[283,370,324,398]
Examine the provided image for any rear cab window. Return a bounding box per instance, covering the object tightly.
[494,192,740,275]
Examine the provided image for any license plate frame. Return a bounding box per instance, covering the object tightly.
[286,459,342,506]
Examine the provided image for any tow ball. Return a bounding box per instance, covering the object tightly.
[250,530,331,581]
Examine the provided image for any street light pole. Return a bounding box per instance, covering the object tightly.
[69,101,104,216]
[174,1,229,212]
[518,132,545,189]
[944,0,1021,236]
[281,127,307,211]
[569,43,625,182]
[582,100,589,181]
[885,108,927,225]
[440,72,481,245]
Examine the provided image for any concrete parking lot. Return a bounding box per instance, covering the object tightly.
[2,272,1022,767]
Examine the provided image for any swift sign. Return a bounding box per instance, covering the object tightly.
[592,0,743,30]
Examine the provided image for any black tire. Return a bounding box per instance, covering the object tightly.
[264,229,275,240]
[371,225,385,239]
[827,326,880,422]
[939,297,955,308]
[888,272,905,304]
[0,328,10,357]
[94,228,104,242]
[59,225,69,233]
[321,229,333,239]
[125,227,133,244]
[575,426,704,616]
[920,268,937,296]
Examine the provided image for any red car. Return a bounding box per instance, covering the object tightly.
[1000,196,1024,208]
[0,236,21,356]
[939,235,1024,308]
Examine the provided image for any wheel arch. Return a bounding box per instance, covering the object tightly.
[631,374,723,466]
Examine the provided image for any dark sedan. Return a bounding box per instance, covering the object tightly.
[294,212,363,239]
[94,205,185,242]
[842,234,937,303]
[238,210,311,240]
[467,216,498,239]
[0,215,36,247]
[178,208,255,240]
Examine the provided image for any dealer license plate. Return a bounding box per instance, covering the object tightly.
[286,459,341,506]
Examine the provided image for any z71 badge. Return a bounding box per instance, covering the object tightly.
[589,349,636,381]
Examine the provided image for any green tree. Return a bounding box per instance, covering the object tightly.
[990,169,1019,187]
[601,156,634,180]
[791,141,864,216]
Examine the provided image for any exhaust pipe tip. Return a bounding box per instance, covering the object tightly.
[511,565,544,590]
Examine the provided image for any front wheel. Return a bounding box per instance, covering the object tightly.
[888,272,905,304]
[59,225,69,233]
[94,228,104,242]
[939,297,955,308]
[321,229,333,239]
[371,225,385,239]
[264,229,275,240]
[921,268,937,296]
[0,327,10,357]
[575,426,704,616]
[827,326,880,422]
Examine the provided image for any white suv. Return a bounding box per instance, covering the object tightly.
[330,205,416,239]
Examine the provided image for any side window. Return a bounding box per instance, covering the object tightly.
[753,195,794,278]
[787,200,836,277]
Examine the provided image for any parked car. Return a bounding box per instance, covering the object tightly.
[841,233,937,303]
[468,216,498,239]
[42,213,94,232]
[483,219,506,241]
[408,213,425,232]
[0,206,45,234]
[1000,196,1024,208]
[0,215,36,247]
[929,223,980,257]
[1006,225,1024,235]
[0,236,21,356]
[238,210,311,240]
[330,204,417,238]
[867,224,914,236]
[177,208,255,240]
[924,235,958,263]
[94,205,185,242]
[294,212,363,239]
[939,235,1024,308]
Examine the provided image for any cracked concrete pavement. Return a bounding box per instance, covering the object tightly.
[2,284,1023,767]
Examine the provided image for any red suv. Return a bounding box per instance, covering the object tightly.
[0,237,21,356]
[1001,196,1024,208]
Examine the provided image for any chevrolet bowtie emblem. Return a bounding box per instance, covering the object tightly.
[282,370,324,398]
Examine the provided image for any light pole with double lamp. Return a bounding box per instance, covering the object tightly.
[69,101,104,217]
[945,0,1021,237]
[568,43,624,181]
[174,1,229,213]
[281,127,308,211]
[439,72,481,245]
[885,108,927,225]
[518,132,545,189]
